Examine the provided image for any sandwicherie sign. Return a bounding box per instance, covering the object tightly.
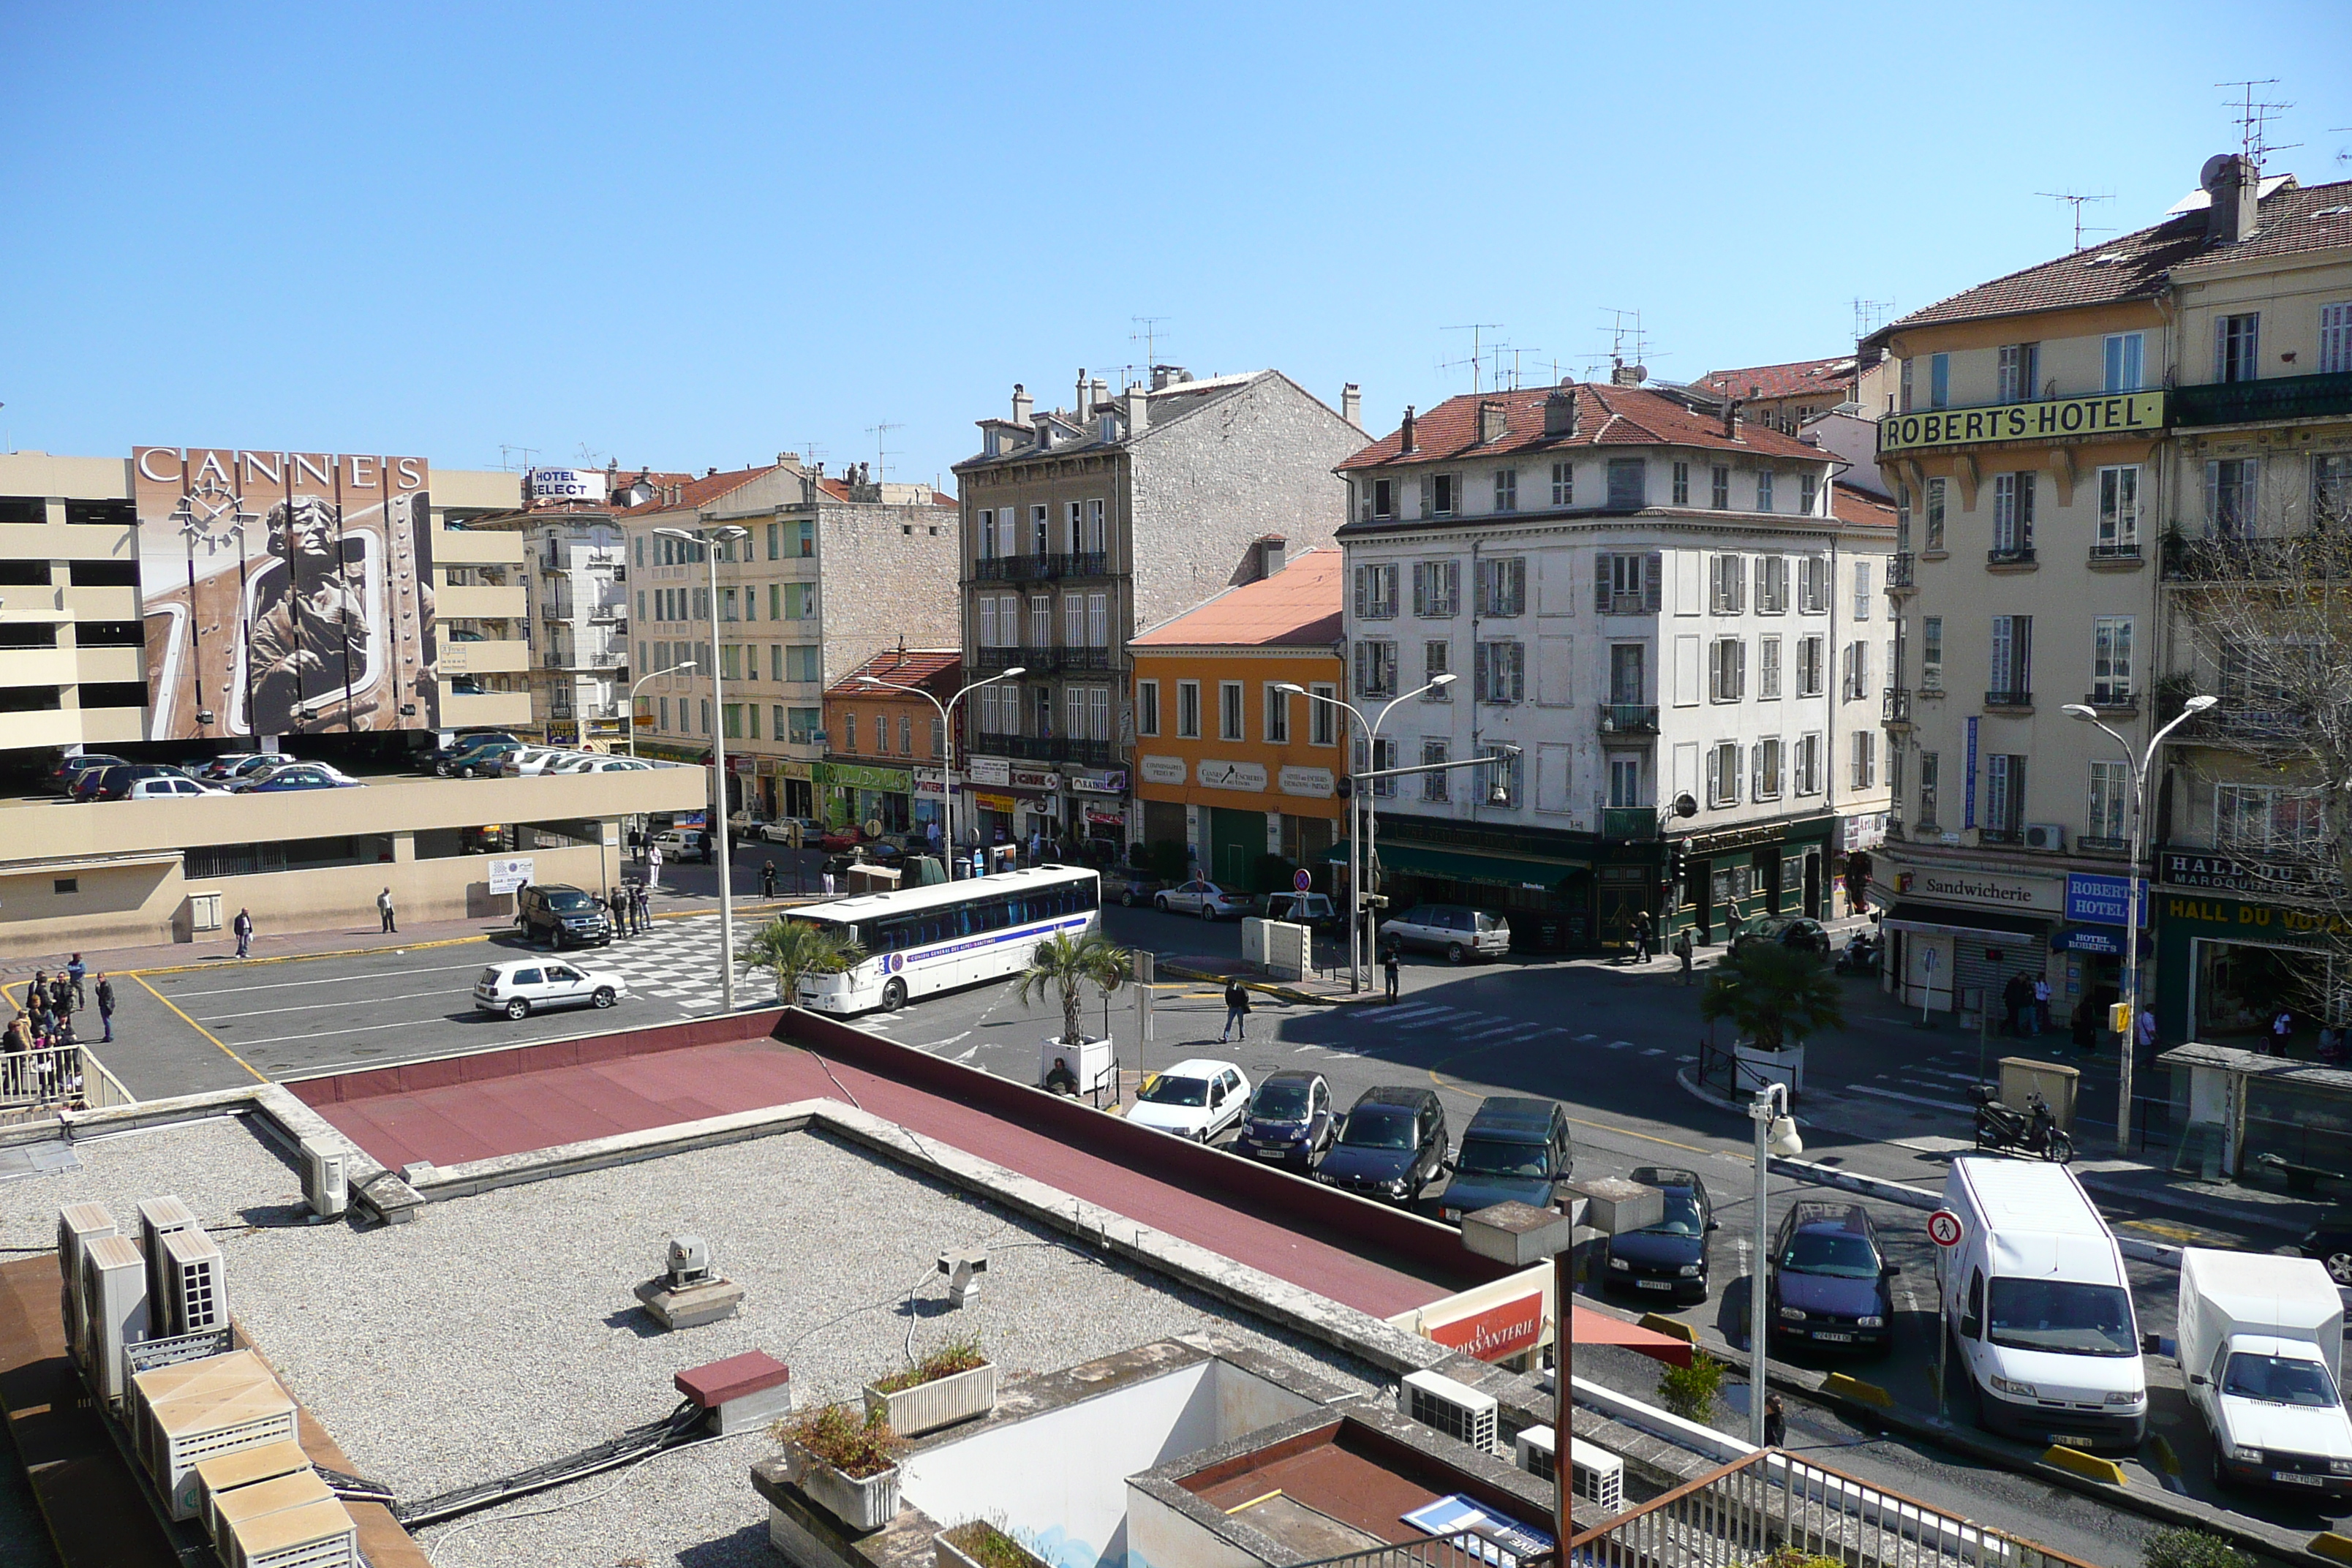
[1879,391,2166,454]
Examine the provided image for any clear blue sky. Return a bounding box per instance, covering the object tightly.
[7,3,2347,488]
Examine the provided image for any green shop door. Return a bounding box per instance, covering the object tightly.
[1210,806,1264,891]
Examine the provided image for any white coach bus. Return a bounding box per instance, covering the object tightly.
[788,865,1101,1014]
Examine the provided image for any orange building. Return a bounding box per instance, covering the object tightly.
[819,647,961,839]
[1129,550,1346,889]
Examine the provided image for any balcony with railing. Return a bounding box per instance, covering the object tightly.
[1597,703,1658,735]
[2076,833,2129,853]
[2088,539,2142,565]
[2161,530,2318,581]
[1061,549,1110,577]
[2175,369,2352,429]
[2084,686,2136,715]
[1885,552,1915,591]
[1882,687,1911,727]
[1986,545,2036,568]
[971,554,1060,582]
[1984,688,2032,710]
[974,734,1115,766]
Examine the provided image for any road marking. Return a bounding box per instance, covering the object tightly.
[1640,1047,1665,1057]
[132,974,266,1084]
[230,1015,486,1048]
[166,959,491,998]
[1574,1033,1599,1042]
[1607,1040,1635,1050]
[199,986,459,1022]
[1844,1084,1976,1114]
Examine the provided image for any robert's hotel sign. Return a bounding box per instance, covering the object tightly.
[1880,391,2167,455]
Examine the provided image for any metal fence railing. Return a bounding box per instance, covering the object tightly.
[1287,1529,1539,1568]
[0,1044,135,1117]
[1567,1449,2096,1568]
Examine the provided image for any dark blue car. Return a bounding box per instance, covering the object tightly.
[1768,1201,1896,1354]
[1232,1071,1335,1171]
[1313,1087,1448,1205]
[1602,1166,1716,1304]
[1438,1098,1572,1223]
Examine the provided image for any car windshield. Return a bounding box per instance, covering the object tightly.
[1139,1075,1209,1107]
[1781,1230,1880,1278]
[546,892,596,911]
[1341,1108,1417,1149]
[1455,1134,1550,1179]
[1645,1189,1705,1237]
[2223,1352,2341,1407]
[1986,1278,2137,1356]
[1251,1082,1313,1120]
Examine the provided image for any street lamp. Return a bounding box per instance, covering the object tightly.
[2062,692,2217,1156]
[856,666,1026,878]
[1275,675,1458,990]
[1746,1082,1804,1450]
[655,524,750,1011]
[627,660,698,759]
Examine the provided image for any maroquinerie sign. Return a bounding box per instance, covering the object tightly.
[1907,867,2064,913]
[2160,851,2348,898]
[1878,391,2165,455]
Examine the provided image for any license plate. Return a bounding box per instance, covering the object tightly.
[2273,1471,2329,1486]
[1814,1331,1853,1343]
[1636,1278,1673,1291]
[1255,1148,1286,1160]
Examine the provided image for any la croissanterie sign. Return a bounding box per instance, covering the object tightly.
[1879,391,2166,455]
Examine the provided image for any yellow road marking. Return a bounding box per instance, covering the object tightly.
[1428,1040,1715,1157]
[132,973,266,1084]
[2119,1218,2220,1245]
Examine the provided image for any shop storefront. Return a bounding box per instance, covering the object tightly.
[912,769,947,841]
[815,760,913,837]
[772,758,814,822]
[1876,862,2065,1020]
[1133,751,1345,892]
[2155,852,2352,1052]
[1068,769,1128,853]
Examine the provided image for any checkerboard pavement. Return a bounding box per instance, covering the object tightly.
[590,913,780,1012]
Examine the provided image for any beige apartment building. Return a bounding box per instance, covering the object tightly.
[619,459,960,822]
[1865,155,2352,1053]
[952,367,1362,850]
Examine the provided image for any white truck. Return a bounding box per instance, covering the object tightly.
[2177,1248,2352,1496]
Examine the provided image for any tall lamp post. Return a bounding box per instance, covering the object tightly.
[655,524,750,1011]
[626,659,698,759]
[1275,675,1458,990]
[1746,1082,1804,1450]
[857,666,1027,878]
[2062,692,2217,1156]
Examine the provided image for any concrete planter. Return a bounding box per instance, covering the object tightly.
[936,1521,1048,1568]
[864,1360,997,1436]
[783,1444,902,1531]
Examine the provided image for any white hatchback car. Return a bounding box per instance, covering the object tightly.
[472,959,629,1019]
[126,776,228,799]
[1126,1058,1251,1142]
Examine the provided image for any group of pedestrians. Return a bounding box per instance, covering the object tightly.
[605,882,655,936]
[2001,971,2054,1039]
[6,956,115,1097]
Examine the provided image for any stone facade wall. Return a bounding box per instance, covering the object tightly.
[815,501,962,686]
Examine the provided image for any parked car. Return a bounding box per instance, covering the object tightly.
[825,840,909,880]
[817,825,875,853]
[1127,1059,1250,1142]
[1154,879,1253,921]
[1101,864,1164,907]
[652,826,713,862]
[758,815,821,845]
[1437,1098,1575,1223]
[73,764,151,802]
[50,753,127,793]
[1262,890,1341,931]
[1601,1166,1716,1305]
[552,753,649,774]
[241,763,362,793]
[455,742,524,777]
[1732,914,1832,957]
[424,731,519,775]
[1379,904,1509,964]
[194,752,271,783]
[2296,1220,2352,1286]
[472,958,627,1019]
[221,754,295,786]
[1231,1071,1335,1169]
[125,774,228,799]
[1769,1202,1896,1354]
[500,747,584,777]
[1314,1086,1450,1205]
[2178,1247,2352,1497]
[514,883,614,949]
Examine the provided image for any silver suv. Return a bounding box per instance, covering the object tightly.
[1379,903,1509,964]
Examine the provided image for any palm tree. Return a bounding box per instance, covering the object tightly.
[1017,931,1131,1046]
[1699,941,1844,1052]
[738,917,866,1008]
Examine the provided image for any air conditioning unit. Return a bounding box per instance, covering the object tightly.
[161,1227,229,1337]
[2023,822,2067,851]
[132,1349,298,1522]
[1403,1368,1499,1456]
[210,1465,334,1561]
[58,1202,118,1367]
[80,1232,150,1406]
[139,1196,203,1316]
[300,1139,348,1220]
[225,1496,358,1568]
[1514,1425,1626,1512]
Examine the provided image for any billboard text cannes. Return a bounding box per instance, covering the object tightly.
[134,446,439,739]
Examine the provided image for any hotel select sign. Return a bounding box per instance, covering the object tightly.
[1879,391,2166,455]
[133,446,439,740]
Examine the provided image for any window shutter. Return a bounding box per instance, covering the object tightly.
[1752,745,1765,798]
[1643,552,1663,613]
[1705,745,1719,804]
[1411,562,1426,617]
[1354,566,1368,618]
[1354,641,1367,694]
[1595,555,1612,611]
[1734,638,1746,698]
[1474,641,1490,702]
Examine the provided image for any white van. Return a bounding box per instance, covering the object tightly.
[1937,1156,2147,1449]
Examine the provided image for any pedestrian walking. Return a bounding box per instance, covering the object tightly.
[2136,1004,2157,1060]
[67,954,87,1011]
[2000,973,2027,1036]
[1220,979,1253,1044]
[822,867,837,897]
[2272,1006,2296,1057]
[1382,943,1401,1003]
[377,887,397,934]
[2031,976,2051,1036]
[1673,928,1694,985]
[1763,1394,1787,1450]
[633,881,651,934]
[95,973,115,1044]
[647,845,664,892]
[233,907,254,958]
[761,859,777,899]
[1633,911,1654,965]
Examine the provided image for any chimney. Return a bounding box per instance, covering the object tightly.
[1010,383,1033,424]
[1399,406,1417,455]
[1341,382,1362,429]
[1722,398,1741,441]
[1089,377,1107,411]
[1123,387,1149,437]
[1610,357,1647,388]
[1543,386,1578,438]
[1477,399,1509,445]
[1076,368,1090,416]
[1150,365,1189,391]
[1258,536,1287,580]
[2204,152,2261,244]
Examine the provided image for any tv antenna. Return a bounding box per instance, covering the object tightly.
[2035,191,2116,251]
[498,445,540,472]
[1851,298,1896,339]
[864,421,902,482]
[573,442,608,469]
[1440,323,1504,393]
[1597,309,1661,382]
[2217,78,2298,167]
[1131,316,1172,371]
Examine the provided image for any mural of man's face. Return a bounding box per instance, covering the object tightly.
[287,499,335,559]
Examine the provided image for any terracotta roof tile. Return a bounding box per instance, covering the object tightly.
[1336,382,1827,472]
[1831,483,1898,529]
[1693,356,1859,403]
[824,648,963,698]
[1131,549,1343,648]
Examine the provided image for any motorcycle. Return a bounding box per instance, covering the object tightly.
[1970,1084,2074,1164]
[1834,931,1882,976]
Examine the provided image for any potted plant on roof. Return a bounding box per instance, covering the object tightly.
[1017,931,1131,1101]
[772,1402,907,1531]
[864,1333,996,1436]
[739,916,867,1010]
[935,1514,1051,1568]
[1700,941,1842,1099]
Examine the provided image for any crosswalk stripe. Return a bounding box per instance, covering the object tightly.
[1606,1039,1635,1050]
[1377,1004,1448,1023]
[1575,1033,1599,1042]
[1640,1047,1665,1057]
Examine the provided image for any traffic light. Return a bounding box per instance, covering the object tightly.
[1664,839,1686,886]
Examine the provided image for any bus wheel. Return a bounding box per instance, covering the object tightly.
[881,977,908,1012]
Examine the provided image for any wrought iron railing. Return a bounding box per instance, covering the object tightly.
[1882,687,1911,724]
[1568,1447,2097,1568]
[1598,703,1659,734]
[2161,532,2312,581]
[1983,689,2032,709]
[2174,369,2352,429]
[2084,688,2135,711]
[2075,834,2128,853]
[1887,552,1915,589]
[1986,546,2036,567]
[2088,540,2141,562]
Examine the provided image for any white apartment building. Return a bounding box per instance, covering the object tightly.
[1335,380,1894,952]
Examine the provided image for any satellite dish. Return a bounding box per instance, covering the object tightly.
[2201,154,2234,192]
[1629,364,1649,383]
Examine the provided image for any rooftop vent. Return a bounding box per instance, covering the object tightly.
[938,1247,989,1308]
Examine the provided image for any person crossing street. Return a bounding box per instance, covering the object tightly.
[1220,979,1253,1044]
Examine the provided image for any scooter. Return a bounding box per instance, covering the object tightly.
[1834,930,1882,976]
[1970,1084,2074,1164]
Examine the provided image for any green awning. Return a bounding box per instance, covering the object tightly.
[1324,840,1590,888]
